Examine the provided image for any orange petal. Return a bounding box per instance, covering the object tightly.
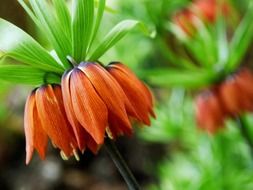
[108,112,133,138]
[193,0,217,22]
[78,63,132,136]
[195,91,225,133]
[24,90,48,164]
[35,85,77,157]
[107,62,155,125]
[84,132,100,154]
[70,68,108,144]
[62,71,87,152]
[236,69,253,111]
[219,77,241,116]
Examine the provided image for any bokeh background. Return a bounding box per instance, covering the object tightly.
[1,0,253,189]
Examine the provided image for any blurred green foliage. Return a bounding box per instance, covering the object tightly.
[112,0,253,189]
[1,0,253,189]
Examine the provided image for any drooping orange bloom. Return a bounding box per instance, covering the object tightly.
[219,69,253,115]
[193,0,230,23]
[24,84,79,164]
[195,68,253,133]
[25,62,155,163]
[173,0,230,35]
[195,90,226,133]
[62,62,155,140]
[106,62,155,123]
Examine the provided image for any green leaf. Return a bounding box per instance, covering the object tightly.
[88,0,106,51]
[52,0,72,39]
[18,0,41,27]
[227,2,253,72]
[157,37,197,70]
[0,65,61,85]
[24,0,72,68]
[140,68,216,88]
[89,20,145,61]
[184,24,216,68]
[72,0,95,62]
[0,18,64,73]
[95,0,116,13]
[216,16,228,69]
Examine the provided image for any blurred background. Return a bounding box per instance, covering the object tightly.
[1,0,253,189]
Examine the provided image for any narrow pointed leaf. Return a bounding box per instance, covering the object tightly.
[28,0,71,68]
[52,0,72,38]
[89,20,143,61]
[72,0,95,61]
[88,0,106,50]
[157,37,197,70]
[0,19,64,73]
[0,65,61,85]
[18,0,41,27]
[141,69,216,88]
[216,16,228,68]
[227,2,253,72]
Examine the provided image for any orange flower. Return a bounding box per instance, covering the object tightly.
[25,63,155,163]
[24,84,79,164]
[195,68,253,133]
[61,62,155,142]
[193,0,230,23]
[195,90,225,133]
[173,0,230,35]
[219,69,253,115]
[106,62,155,125]
[173,9,196,36]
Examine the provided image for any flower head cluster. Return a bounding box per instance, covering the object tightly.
[195,68,253,133]
[25,62,155,164]
[173,0,230,35]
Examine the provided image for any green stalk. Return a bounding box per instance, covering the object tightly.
[236,116,253,157]
[104,138,141,190]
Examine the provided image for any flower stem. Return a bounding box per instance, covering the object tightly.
[236,116,253,157]
[104,138,141,190]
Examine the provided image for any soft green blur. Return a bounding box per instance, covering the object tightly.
[1,0,253,190]
[112,0,253,189]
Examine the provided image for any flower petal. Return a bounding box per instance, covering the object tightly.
[70,68,108,144]
[78,63,132,136]
[236,69,253,111]
[219,77,242,115]
[84,132,100,154]
[24,90,48,164]
[62,71,87,152]
[108,112,133,138]
[195,91,225,133]
[107,62,155,125]
[35,84,77,157]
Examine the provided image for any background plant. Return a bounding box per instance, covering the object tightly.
[1,0,253,189]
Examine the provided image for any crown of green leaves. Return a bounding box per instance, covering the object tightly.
[0,0,148,85]
[142,1,253,89]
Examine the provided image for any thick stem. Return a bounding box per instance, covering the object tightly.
[104,138,141,190]
[236,116,253,157]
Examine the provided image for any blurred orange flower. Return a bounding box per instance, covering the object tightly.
[195,68,253,133]
[173,0,231,35]
[193,0,230,23]
[195,89,226,133]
